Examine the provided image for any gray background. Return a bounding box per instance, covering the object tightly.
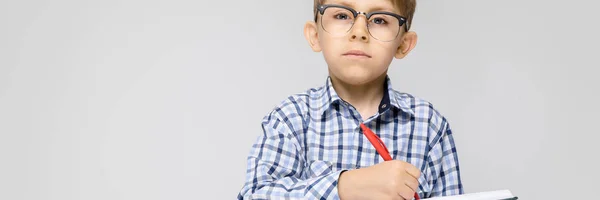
[1,0,599,199]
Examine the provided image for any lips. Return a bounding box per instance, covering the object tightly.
[343,50,372,58]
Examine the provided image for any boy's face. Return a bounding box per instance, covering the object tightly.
[304,0,417,86]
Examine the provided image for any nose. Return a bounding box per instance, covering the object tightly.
[349,14,369,42]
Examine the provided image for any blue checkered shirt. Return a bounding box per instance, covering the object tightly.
[237,76,463,199]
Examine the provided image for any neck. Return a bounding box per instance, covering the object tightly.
[330,74,387,120]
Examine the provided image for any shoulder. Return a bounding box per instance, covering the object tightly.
[392,90,451,136]
[260,85,325,136]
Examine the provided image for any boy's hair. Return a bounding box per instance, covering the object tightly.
[313,0,416,31]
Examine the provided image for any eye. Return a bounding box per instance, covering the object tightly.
[334,13,350,20]
[372,17,387,25]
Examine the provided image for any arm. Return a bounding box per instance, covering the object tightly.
[237,115,345,200]
[428,120,464,197]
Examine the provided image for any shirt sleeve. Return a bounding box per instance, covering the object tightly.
[237,114,345,200]
[428,120,464,197]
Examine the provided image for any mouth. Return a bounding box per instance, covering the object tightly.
[342,50,372,58]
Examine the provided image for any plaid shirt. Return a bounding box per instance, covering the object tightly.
[238,76,463,199]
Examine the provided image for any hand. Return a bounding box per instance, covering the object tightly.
[338,160,421,200]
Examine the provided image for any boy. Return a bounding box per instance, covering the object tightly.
[238,0,463,199]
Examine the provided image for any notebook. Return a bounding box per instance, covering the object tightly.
[426,190,517,200]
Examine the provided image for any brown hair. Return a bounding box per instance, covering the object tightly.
[313,0,417,30]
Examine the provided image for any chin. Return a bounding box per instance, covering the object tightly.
[331,69,381,86]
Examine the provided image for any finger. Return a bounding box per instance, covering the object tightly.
[404,178,419,192]
[403,164,421,180]
[395,191,407,200]
[393,193,406,200]
[397,184,414,200]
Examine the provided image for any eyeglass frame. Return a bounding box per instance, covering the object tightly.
[314,4,410,42]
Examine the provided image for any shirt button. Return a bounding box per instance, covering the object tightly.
[381,104,387,109]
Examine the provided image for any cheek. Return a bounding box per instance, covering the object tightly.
[318,33,341,52]
[372,43,399,64]
[319,37,344,63]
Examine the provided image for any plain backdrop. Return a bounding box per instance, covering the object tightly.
[1,0,599,199]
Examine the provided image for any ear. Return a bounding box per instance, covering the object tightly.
[395,31,418,59]
[304,21,322,52]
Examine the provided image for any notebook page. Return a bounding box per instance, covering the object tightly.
[425,190,514,200]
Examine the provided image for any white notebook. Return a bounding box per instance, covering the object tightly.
[426,190,517,200]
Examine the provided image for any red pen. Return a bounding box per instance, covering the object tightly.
[360,123,421,200]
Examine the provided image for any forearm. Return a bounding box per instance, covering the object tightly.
[429,121,464,197]
[238,161,345,199]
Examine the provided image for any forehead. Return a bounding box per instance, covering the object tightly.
[323,0,399,13]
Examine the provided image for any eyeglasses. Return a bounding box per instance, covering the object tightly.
[315,4,409,42]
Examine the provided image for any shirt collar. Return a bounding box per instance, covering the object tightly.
[315,76,415,117]
[314,77,342,115]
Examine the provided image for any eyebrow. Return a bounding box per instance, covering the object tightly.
[369,6,399,14]
[331,0,400,14]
